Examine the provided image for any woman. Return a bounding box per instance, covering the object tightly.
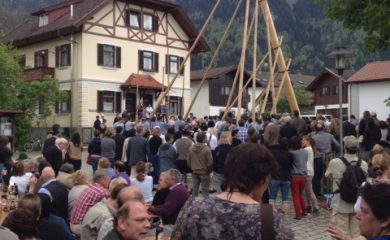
[149,127,163,184]
[363,118,382,152]
[289,136,308,220]
[130,161,153,203]
[328,118,340,142]
[0,135,12,185]
[67,132,83,171]
[9,161,33,196]
[171,143,293,239]
[68,170,89,216]
[101,128,116,166]
[268,137,293,213]
[328,182,390,240]
[301,135,319,214]
[212,131,232,193]
[88,130,102,172]
[98,157,115,179]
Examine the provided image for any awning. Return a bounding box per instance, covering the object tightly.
[120,73,166,91]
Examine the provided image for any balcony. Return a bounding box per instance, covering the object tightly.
[23,67,55,81]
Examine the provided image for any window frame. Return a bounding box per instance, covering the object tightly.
[97,91,122,113]
[55,44,71,67]
[125,10,158,32]
[166,55,184,75]
[97,44,121,68]
[139,50,158,72]
[34,49,48,68]
[39,14,48,27]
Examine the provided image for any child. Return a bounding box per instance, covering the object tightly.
[130,161,153,203]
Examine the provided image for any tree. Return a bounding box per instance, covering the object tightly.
[385,96,390,107]
[277,86,312,113]
[0,43,67,148]
[316,0,390,52]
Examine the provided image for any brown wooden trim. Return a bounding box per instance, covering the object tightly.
[160,12,167,34]
[84,31,188,51]
[84,7,113,32]
[167,18,187,45]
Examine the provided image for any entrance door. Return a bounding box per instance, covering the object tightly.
[126,93,136,117]
[143,94,153,108]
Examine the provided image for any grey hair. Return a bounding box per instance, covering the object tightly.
[93,169,108,182]
[162,169,182,183]
[59,163,74,174]
[55,137,68,146]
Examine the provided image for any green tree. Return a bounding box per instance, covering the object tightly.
[0,43,67,148]
[316,0,390,51]
[277,86,312,113]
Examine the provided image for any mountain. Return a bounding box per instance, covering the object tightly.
[0,0,388,75]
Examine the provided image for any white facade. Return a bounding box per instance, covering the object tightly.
[349,81,390,121]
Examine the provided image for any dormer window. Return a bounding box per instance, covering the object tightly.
[39,14,48,27]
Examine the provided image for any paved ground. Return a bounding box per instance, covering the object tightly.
[22,150,333,239]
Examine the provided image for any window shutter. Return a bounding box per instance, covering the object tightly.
[97,44,103,66]
[125,10,130,26]
[55,102,59,113]
[66,44,71,66]
[97,91,103,112]
[153,52,159,72]
[43,50,48,67]
[116,46,121,68]
[55,46,59,67]
[34,52,38,68]
[153,15,159,32]
[115,92,122,113]
[67,91,71,112]
[165,55,169,74]
[138,50,143,70]
[179,57,184,75]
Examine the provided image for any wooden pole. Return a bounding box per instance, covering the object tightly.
[151,0,222,116]
[251,0,259,121]
[225,53,269,113]
[260,0,299,112]
[236,0,250,122]
[183,0,243,119]
[136,84,139,121]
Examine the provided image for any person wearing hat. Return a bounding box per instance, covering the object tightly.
[325,136,369,239]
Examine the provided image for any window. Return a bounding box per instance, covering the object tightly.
[97,44,121,68]
[220,86,230,95]
[125,10,158,32]
[56,91,71,113]
[39,14,48,27]
[129,11,140,28]
[97,91,122,113]
[55,44,71,67]
[322,87,330,96]
[169,96,182,115]
[34,49,48,68]
[166,55,184,75]
[143,14,153,31]
[18,55,26,69]
[139,50,158,72]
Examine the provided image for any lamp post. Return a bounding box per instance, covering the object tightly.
[328,47,354,157]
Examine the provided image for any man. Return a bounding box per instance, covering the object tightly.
[148,169,189,225]
[42,124,61,153]
[113,126,125,161]
[279,116,298,140]
[97,186,145,240]
[0,226,19,240]
[290,110,306,138]
[126,124,151,177]
[343,116,357,137]
[70,169,109,235]
[188,132,213,197]
[38,166,68,222]
[262,114,280,147]
[173,125,193,184]
[103,200,151,240]
[195,123,217,151]
[18,193,69,240]
[94,115,102,132]
[325,136,368,239]
[237,119,248,143]
[80,184,127,240]
[43,137,68,175]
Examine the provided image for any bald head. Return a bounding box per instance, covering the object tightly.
[117,186,144,208]
[41,167,55,182]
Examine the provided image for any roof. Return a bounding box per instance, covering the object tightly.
[306,69,355,90]
[2,0,209,53]
[255,72,316,88]
[346,61,390,83]
[121,73,166,90]
[191,65,264,87]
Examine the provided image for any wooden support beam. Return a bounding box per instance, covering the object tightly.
[183,0,243,119]
[151,0,222,116]
[251,0,259,121]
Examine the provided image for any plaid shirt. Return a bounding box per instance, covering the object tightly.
[238,127,248,143]
[70,183,108,224]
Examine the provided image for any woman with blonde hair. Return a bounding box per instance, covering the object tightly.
[328,118,341,141]
[212,131,232,193]
[68,170,89,215]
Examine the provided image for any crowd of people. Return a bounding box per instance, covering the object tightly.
[0,109,389,239]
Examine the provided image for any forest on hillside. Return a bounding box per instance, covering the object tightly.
[0,0,388,75]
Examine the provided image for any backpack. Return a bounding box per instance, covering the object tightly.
[334,157,366,203]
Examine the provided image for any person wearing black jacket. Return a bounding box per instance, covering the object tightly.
[43,137,67,176]
[213,131,233,193]
[268,137,293,213]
